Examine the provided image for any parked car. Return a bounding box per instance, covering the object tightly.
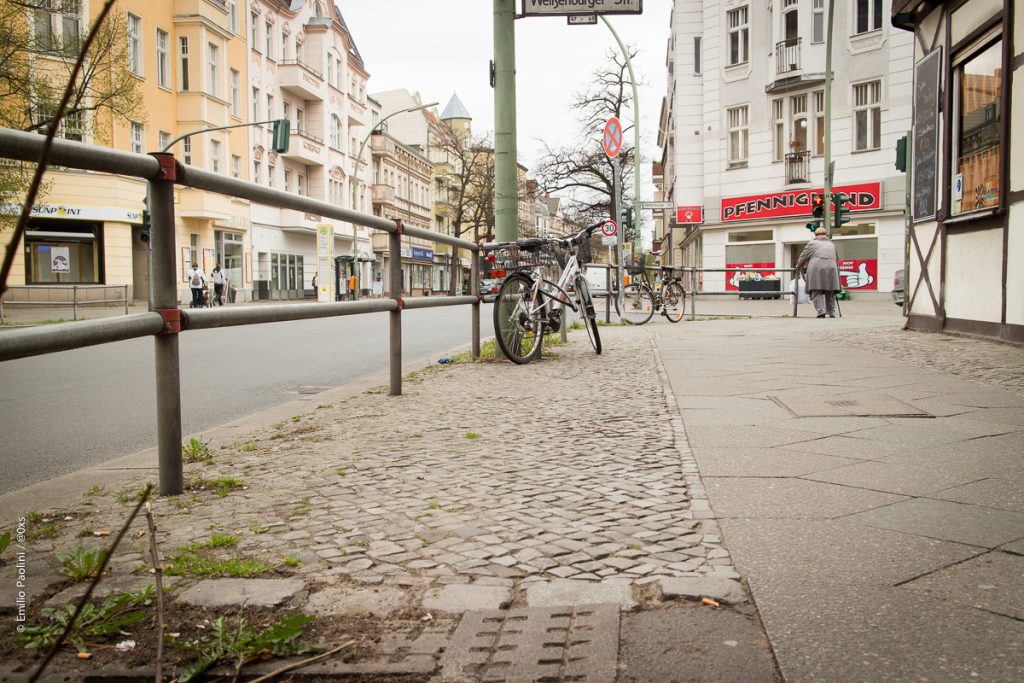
[892,269,905,306]
[478,278,501,296]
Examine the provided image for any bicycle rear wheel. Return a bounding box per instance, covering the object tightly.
[616,283,655,325]
[575,276,602,354]
[661,281,686,323]
[493,273,543,364]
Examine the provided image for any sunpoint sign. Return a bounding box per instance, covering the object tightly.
[521,0,643,16]
[720,182,881,222]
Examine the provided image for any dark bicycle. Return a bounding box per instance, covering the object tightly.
[615,260,686,325]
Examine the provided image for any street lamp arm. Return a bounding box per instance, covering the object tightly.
[160,119,284,153]
[350,101,439,209]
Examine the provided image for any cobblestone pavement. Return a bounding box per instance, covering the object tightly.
[816,326,1024,396]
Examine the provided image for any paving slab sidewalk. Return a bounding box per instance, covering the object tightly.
[656,314,1024,682]
[0,325,777,681]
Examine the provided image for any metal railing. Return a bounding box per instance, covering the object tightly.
[0,284,129,323]
[785,150,811,184]
[0,126,481,496]
[684,267,800,320]
[775,37,801,74]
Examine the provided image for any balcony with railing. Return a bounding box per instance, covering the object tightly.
[785,150,811,184]
[372,184,396,207]
[278,58,324,100]
[281,129,325,166]
[775,38,801,75]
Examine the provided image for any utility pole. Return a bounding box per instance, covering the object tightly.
[493,0,518,242]
[823,0,836,236]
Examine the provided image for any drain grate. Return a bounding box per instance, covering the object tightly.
[772,392,932,418]
[440,604,619,682]
[827,400,861,407]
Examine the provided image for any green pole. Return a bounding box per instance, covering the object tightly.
[823,0,835,236]
[493,0,518,242]
[601,17,641,257]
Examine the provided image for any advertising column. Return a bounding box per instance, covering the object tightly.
[316,223,334,303]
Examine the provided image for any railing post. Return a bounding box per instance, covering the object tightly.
[560,301,567,342]
[605,265,611,323]
[124,284,129,315]
[792,268,799,318]
[149,154,183,496]
[388,224,402,396]
[690,267,697,320]
[72,285,78,321]
[471,249,480,359]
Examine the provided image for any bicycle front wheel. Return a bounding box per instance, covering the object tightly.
[575,276,602,354]
[493,273,543,364]
[661,282,686,323]
[616,283,655,325]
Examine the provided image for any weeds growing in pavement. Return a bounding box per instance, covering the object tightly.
[56,546,107,582]
[0,531,10,563]
[186,475,244,498]
[182,437,215,464]
[240,442,259,452]
[283,555,302,568]
[248,522,270,534]
[177,613,319,682]
[292,497,312,515]
[16,586,155,653]
[464,432,481,440]
[164,535,270,578]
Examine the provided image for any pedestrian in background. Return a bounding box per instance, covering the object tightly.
[211,264,226,305]
[188,263,206,308]
[795,227,841,318]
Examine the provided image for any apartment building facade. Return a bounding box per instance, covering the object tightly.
[5,0,251,304]
[658,0,914,295]
[891,0,1021,343]
[247,0,372,300]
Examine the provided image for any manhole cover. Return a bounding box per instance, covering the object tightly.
[293,385,332,395]
[440,604,619,682]
[773,392,932,418]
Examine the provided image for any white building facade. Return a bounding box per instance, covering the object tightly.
[659,0,914,297]
[247,0,372,300]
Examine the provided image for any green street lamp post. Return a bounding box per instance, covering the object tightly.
[349,101,438,299]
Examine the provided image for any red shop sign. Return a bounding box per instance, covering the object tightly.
[726,262,776,291]
[721,182,881,222]
[676,205,704,224]
[837,259,878,290]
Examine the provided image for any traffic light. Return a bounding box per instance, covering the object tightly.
[623,208,635,242]
[271,118,291,153]
[811,193,825,220]
[805,222,817,232]
[140,209,151,242]
[833,192,851,227]
[895,135,908,173]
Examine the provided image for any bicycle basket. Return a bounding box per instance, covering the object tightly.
[576,236,592,266]
[484,243,557,271]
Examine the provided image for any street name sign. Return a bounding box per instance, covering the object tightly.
[567,14,598,24]
[675,205,704,224]
[640,201,673,210]
[603,117,623,158]
[522,0,643,17]
[601,219,617,245]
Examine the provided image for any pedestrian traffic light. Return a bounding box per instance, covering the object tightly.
[811,193,825,220]
[271,118,291,153]
[140,209,151,242]
[834,192,851,227]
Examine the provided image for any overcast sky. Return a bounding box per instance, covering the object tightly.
[341,0,673,196]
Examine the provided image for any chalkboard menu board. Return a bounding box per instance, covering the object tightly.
[913,48,942,222]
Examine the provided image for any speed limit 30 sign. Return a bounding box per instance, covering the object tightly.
[601,219,617,245]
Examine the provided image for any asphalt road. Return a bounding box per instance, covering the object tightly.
[0,304,492,494]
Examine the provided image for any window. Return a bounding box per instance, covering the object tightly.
[812,0,825,43]
[727,106,748,164]
[158,130,171,151]
[727,7,748,66]
[265,21,272,57]
[284,169,292,191]
[329,115,341,148]
[33,3,54,51]
[268,163,275,188]
[179,37,189,91]
[127,13,141,76]
[267,94,274,121]
[772,99,784,161]
[209,139,221,173]
[853,80,881,151]
[253,160,261,184]
[814,91,825,155]
[230,69,240,117]
[694,37,701,75]
[328,55,336,87]
[63,110,83,141]
[252,87,260,122]
[790,94,807,152]
[296,107,304,132]
[280,27,287,59]
[227,0,237,33]
[283,101,291,123]
[156,29,169,88]
[855,0,882,35]
[130,121,144,153]
[231,154,241,179]
[250,12,258,47]
[297,174,305,196]
[182,138,191,165]
[952,37,1003,216]
[208,43,219,97]
[33,0,81,55]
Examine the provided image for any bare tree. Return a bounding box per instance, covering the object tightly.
[431,120,495,293]
[0,1,144,229]
[533,47,640,226]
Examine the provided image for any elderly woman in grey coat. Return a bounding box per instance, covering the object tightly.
[795,227,841,317]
